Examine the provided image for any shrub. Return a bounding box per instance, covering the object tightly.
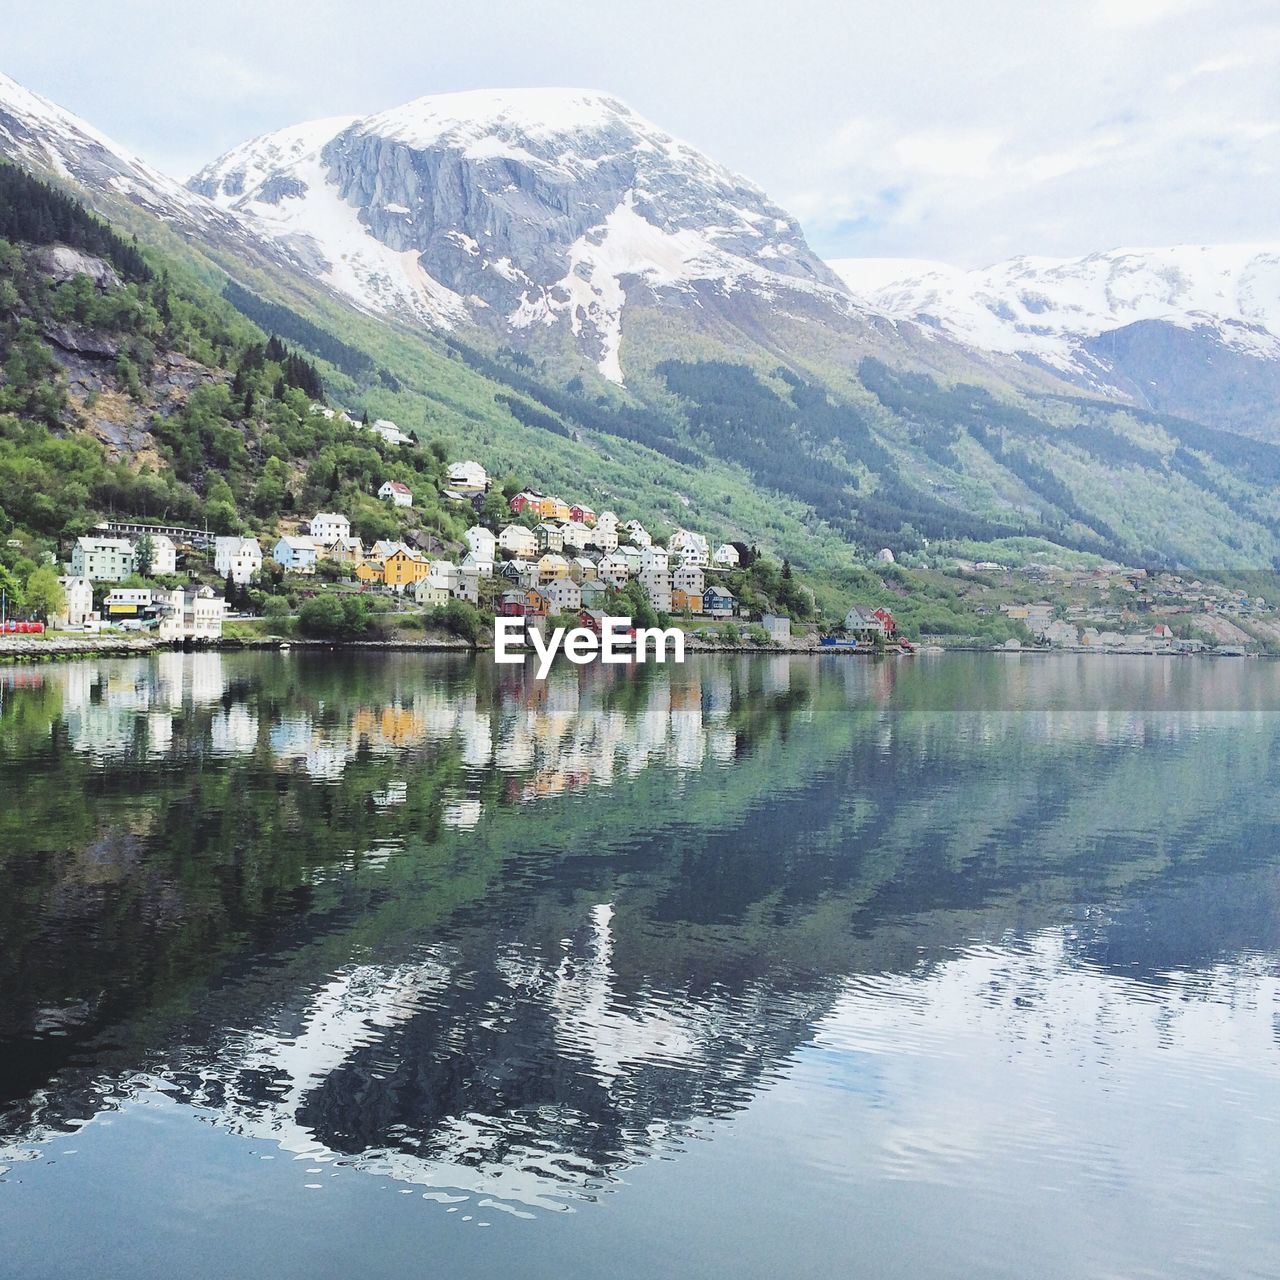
[297,592,371,639]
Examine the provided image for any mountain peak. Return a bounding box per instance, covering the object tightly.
[357,87,636,145]
[189,85,848,381]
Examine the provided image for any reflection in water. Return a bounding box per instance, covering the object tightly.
[1,652,1279,1277]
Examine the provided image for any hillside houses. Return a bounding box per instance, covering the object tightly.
[378,480,413,507]
[71,535,135,582]
[215,537,263,585]
[274,535,318,574]
[447,460,489,493]
[310,512,351,543]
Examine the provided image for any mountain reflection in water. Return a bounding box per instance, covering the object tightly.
[1,652,1278,1278]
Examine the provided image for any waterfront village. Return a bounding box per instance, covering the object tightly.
[4,407,1278,657]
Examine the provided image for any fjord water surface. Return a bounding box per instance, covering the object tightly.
[0,652,1277,1279]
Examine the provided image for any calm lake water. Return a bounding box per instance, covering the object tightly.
[1,651,1278,1279]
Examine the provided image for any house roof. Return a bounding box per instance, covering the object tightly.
[381,481,412,494]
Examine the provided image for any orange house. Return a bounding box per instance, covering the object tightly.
[672,588,703,614]
[355,561,383,585]
[383,549,431,590]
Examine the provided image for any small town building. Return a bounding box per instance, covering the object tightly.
[537,553,570,583]
[310,512,351,543]
[378,480,413,507]
[214,536,263,585]
[447,460,489,493]
[54,576,94,628]
[545,578,583,614]
[498,525,538,558]
[383,548,432,591]
[274,535,318,574]
[414,576,450,608]
[71,535,135,583]
[535,523,565,553]
[712,543,741,569]
[761,613,791,644]
[156,586,226,641]
[465,526,498,562]
[704,586,737,619]
[146,534,177,576]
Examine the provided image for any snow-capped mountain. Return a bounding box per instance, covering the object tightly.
[831,248,1280,433]
[0,70,258,248]
[189,89,855,382]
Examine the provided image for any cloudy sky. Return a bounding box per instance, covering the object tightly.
[5,0,1279,265]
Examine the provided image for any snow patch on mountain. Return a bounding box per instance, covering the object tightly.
[0,71,226,230]
[189,88,855,382]
[830,246,1280,382]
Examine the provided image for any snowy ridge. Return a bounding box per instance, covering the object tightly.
[0,70,228,230]
[830,246,1280,382]
[190,88,857,380]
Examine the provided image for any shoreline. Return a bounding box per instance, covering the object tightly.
[0,634,1263,665]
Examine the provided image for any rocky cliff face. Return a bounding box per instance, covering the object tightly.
[189,89,859,382]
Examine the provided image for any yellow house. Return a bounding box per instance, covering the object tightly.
[355,560,383,585]
[383,549,431,590]
[537,553,570,583]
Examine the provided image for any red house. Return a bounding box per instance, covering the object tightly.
[872,607,897,636]
[497,591,528,617]
[569,505,597,526]
[509,490,541,515]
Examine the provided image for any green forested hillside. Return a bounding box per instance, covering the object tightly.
[7,147,1280,579]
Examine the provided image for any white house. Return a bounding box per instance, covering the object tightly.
[414,576,451,608]
[623,520,652,547]
[545,578,582,614]
[70,535,135,583]
[712,543,741,569]
[1043,619,1079,647]
[461,551,493,578]
[157,586,226,641]
[669,530,709,566]
[596,511,619,534]
[844,605,886,637]
[591,524,619,552]
[672,563,705,595]
[498,525,537,558]
[214,536,263,586]
[761,613,791,644]
[103,587,154,621]
[274,535,319,574]
[640,570,672,613]
[54,576,94,628]
[430,560,460,589]
[447,460,488,493]
[598,554,630,587]
[369,418,415,446]
[310,512,351,543]
[560,521,594,551]
[465,526,498,562]
[640,545,670,574]
[145,534,177,576]
[378,480,413,507]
